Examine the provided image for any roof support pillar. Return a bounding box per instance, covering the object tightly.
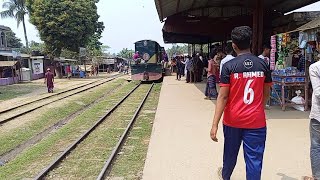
[252,0,264,55]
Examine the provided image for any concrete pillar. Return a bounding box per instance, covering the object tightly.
[252,0,263,55]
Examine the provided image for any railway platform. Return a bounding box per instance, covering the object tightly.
[143,75,312,180]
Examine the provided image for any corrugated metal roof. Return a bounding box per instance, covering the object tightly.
[0,61,17,67]
[296,17,320,32]
[155,0,319,21]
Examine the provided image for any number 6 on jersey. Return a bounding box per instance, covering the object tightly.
[243,79,254,105]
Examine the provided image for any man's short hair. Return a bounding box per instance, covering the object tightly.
[231,26,252,50]
[225,43,233,54]
[263,44,271,50]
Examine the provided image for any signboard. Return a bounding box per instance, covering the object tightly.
[103,59,115,65]
[270,35,276,70]
[32,59,44,74]
[79,47,86,57]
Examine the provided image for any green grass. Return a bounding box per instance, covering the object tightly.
[0,79,125,156]
[108,83,162,180]
[0,83,43,101]
[47,84,152,179]
[0,82,138,180]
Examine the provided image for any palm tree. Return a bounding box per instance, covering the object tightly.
[1,0,29,48]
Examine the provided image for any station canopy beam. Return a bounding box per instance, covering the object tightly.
[155,0,318,52]
[155,0,319,22]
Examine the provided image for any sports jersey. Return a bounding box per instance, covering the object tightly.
[220,53,272,129]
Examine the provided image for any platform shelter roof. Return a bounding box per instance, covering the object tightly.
[155,0,319,44]
[155,0,319,22]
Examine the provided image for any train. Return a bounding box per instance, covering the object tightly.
[130,40,164,82]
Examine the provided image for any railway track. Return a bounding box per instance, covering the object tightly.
[34,83,154,180]
[0,81,125,163]
[0,74,122,126]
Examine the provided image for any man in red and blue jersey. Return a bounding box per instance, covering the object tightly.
[210,26,272,180]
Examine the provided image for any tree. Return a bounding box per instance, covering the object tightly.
[27,0,104,58]
[166,44,188,58]
[19,40,45,54]
[6,30,23,48]
[118,48,134,59]
[1,0,29,48]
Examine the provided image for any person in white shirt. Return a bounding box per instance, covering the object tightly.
[258,44,272,109]
[220,43,235,75]
[258,44,271,66]
[303,61,320,180]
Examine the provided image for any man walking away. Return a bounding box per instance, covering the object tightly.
[220,43,235,76]
[44,68,55,93]
[210,26,272,180]
[303,60,320,180]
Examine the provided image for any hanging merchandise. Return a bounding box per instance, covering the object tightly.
[270,35,277,70]
[291,90,305,112]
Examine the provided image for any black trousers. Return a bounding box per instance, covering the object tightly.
[186,71,190,82]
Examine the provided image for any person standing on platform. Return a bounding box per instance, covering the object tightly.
[189,55,196,83]
[198,56,204,82]
[210,26,272,180]
[204,53,218,100]
[185,56,192,83]
[258,44,271,66]
[176,57,183,81]
[213,49,224,83]
[220,43,235,76]
[303,60,320,180]
[193,55,200,83]
[44,68,55,93]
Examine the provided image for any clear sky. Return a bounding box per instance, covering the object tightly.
[1,0,320,53]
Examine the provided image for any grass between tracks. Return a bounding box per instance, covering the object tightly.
[0,79,126,156]
[46,84,152,179]
[0,83,44,101]
[0,81,138,180]
[108,83,161,180]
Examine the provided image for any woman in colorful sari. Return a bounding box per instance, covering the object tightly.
[204,53,218,100]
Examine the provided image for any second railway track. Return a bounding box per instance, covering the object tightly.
[0,74,122,125]
[34,83,154,180]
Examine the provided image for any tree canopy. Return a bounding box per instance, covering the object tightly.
[118,48,134,59]
[1,0,29,47]
[26,0,104,57]
[166,44,188,58]
[6,29,23,48]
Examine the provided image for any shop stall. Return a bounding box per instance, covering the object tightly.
[270,18,320,111]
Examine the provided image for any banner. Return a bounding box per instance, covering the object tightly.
[32,59,44,74]
[270,35,277,70]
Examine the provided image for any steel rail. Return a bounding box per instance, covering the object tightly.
[34,82,141,180]
[0,82,124,163]
[0,74,121,114]
[0,75,121,126]
[97,83,154,180]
